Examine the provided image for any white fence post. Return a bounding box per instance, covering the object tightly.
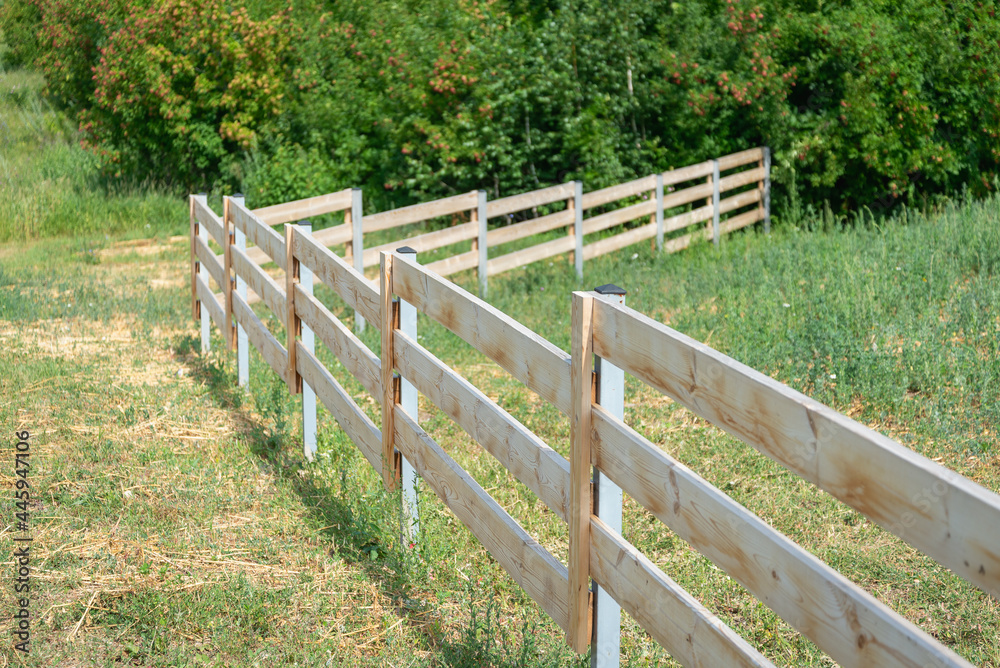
[655,173,664,252]
[351,188,366,333]
[396,247,420,541]
[196,193,211,354]
[591,283,626,668]
[299,220,317,461]
[476,190,489,299]
[574,181,584,280]
[764,147,772,234]
[712,160,721,247]
[231,193,249,388]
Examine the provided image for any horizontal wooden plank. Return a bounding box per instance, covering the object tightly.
[582,199,656,236]
[486,208,575,247]
[364,191,479,234]
[719,165,765,192]
[487,234,576,277]
[582,175,657,210]
[591,407,972,668]
[487,182,575,219]
[294,285,381,399]
[295,231,380,330]
[391,257,573,415]
[662,181,713,211]
[232,244,286,319]
[719,187,761,215]
[193,197,226,246]
[253,189,353,226]
[392,407,571,634]
[232,291,288,379]
[717,147,764,172]
[582,222,657,262]
[194,234,226,292]
[663,204,714,235]
[296,342,382,475]
[425,249,479,277]
[311,222,354,248]
[589,517,775,668]
[721,207,764,234]
[195,275,226,337]
[362,221,477,268]
[230,200,286,270]
[393,331,570,521]
[661,160,715,188]
[591,298,1000,604]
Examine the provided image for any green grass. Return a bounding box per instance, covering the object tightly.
[1,62,999,667]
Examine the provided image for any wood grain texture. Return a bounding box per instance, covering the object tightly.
[230,200,287,270]
[391,258,573,415]
[380,252,397,489]
[660,160,715,187]
[581,199,657,236]
[487,182,575,219]
[231,244,286,321]
[582,221,657,261]
[193,197,225,246]
[718,165,766,192]
[231,291,288,379]
[195,276,226,336]
[393,331,570,521]
[284,224,299,393]
[296,231,380,330]
[589,518,775,668]
[719,188,761,215]
[486,208,575,247]
[591,297,1000,605]
[294,285,381,400]
[591,407,973,668]
[717,147,765,171]
[194,234,226,291]
[253,189,352,226]
[568,292,595,654]
[487,234,576,277]
[361,221,477,268]
[295,342,382,476]
[363,191,478,233]
[311,222,354,248]
[392,406,571,634]
[581,175,657,210]
[425,249,479,277]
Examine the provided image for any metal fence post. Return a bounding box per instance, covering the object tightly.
[712,160,721,247]
[574,181,584,280]
[396,246,420,541]
[763,147,772,234]
[591,284,626,668]
[655,174,664,252]
[231,193,249,388]
[476,190,489,299]
[299,220,317,461]
[351,188,366,333]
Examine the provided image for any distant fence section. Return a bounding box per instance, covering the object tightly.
[189,178,999,666]
[214,147,771,313]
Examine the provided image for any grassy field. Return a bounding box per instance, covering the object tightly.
[2,64,999,667]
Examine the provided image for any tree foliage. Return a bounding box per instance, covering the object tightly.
[5,0,1000,215]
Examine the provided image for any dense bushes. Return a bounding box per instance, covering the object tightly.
[3,0,999,215]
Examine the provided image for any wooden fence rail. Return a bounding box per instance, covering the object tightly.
[188,196,999,665]
[223,147,771,314]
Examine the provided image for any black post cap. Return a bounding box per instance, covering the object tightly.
[594,283,626,295]
[396,246,418,254]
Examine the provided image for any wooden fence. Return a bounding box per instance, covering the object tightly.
[218,147,771,313]
[188,193,1000,667]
